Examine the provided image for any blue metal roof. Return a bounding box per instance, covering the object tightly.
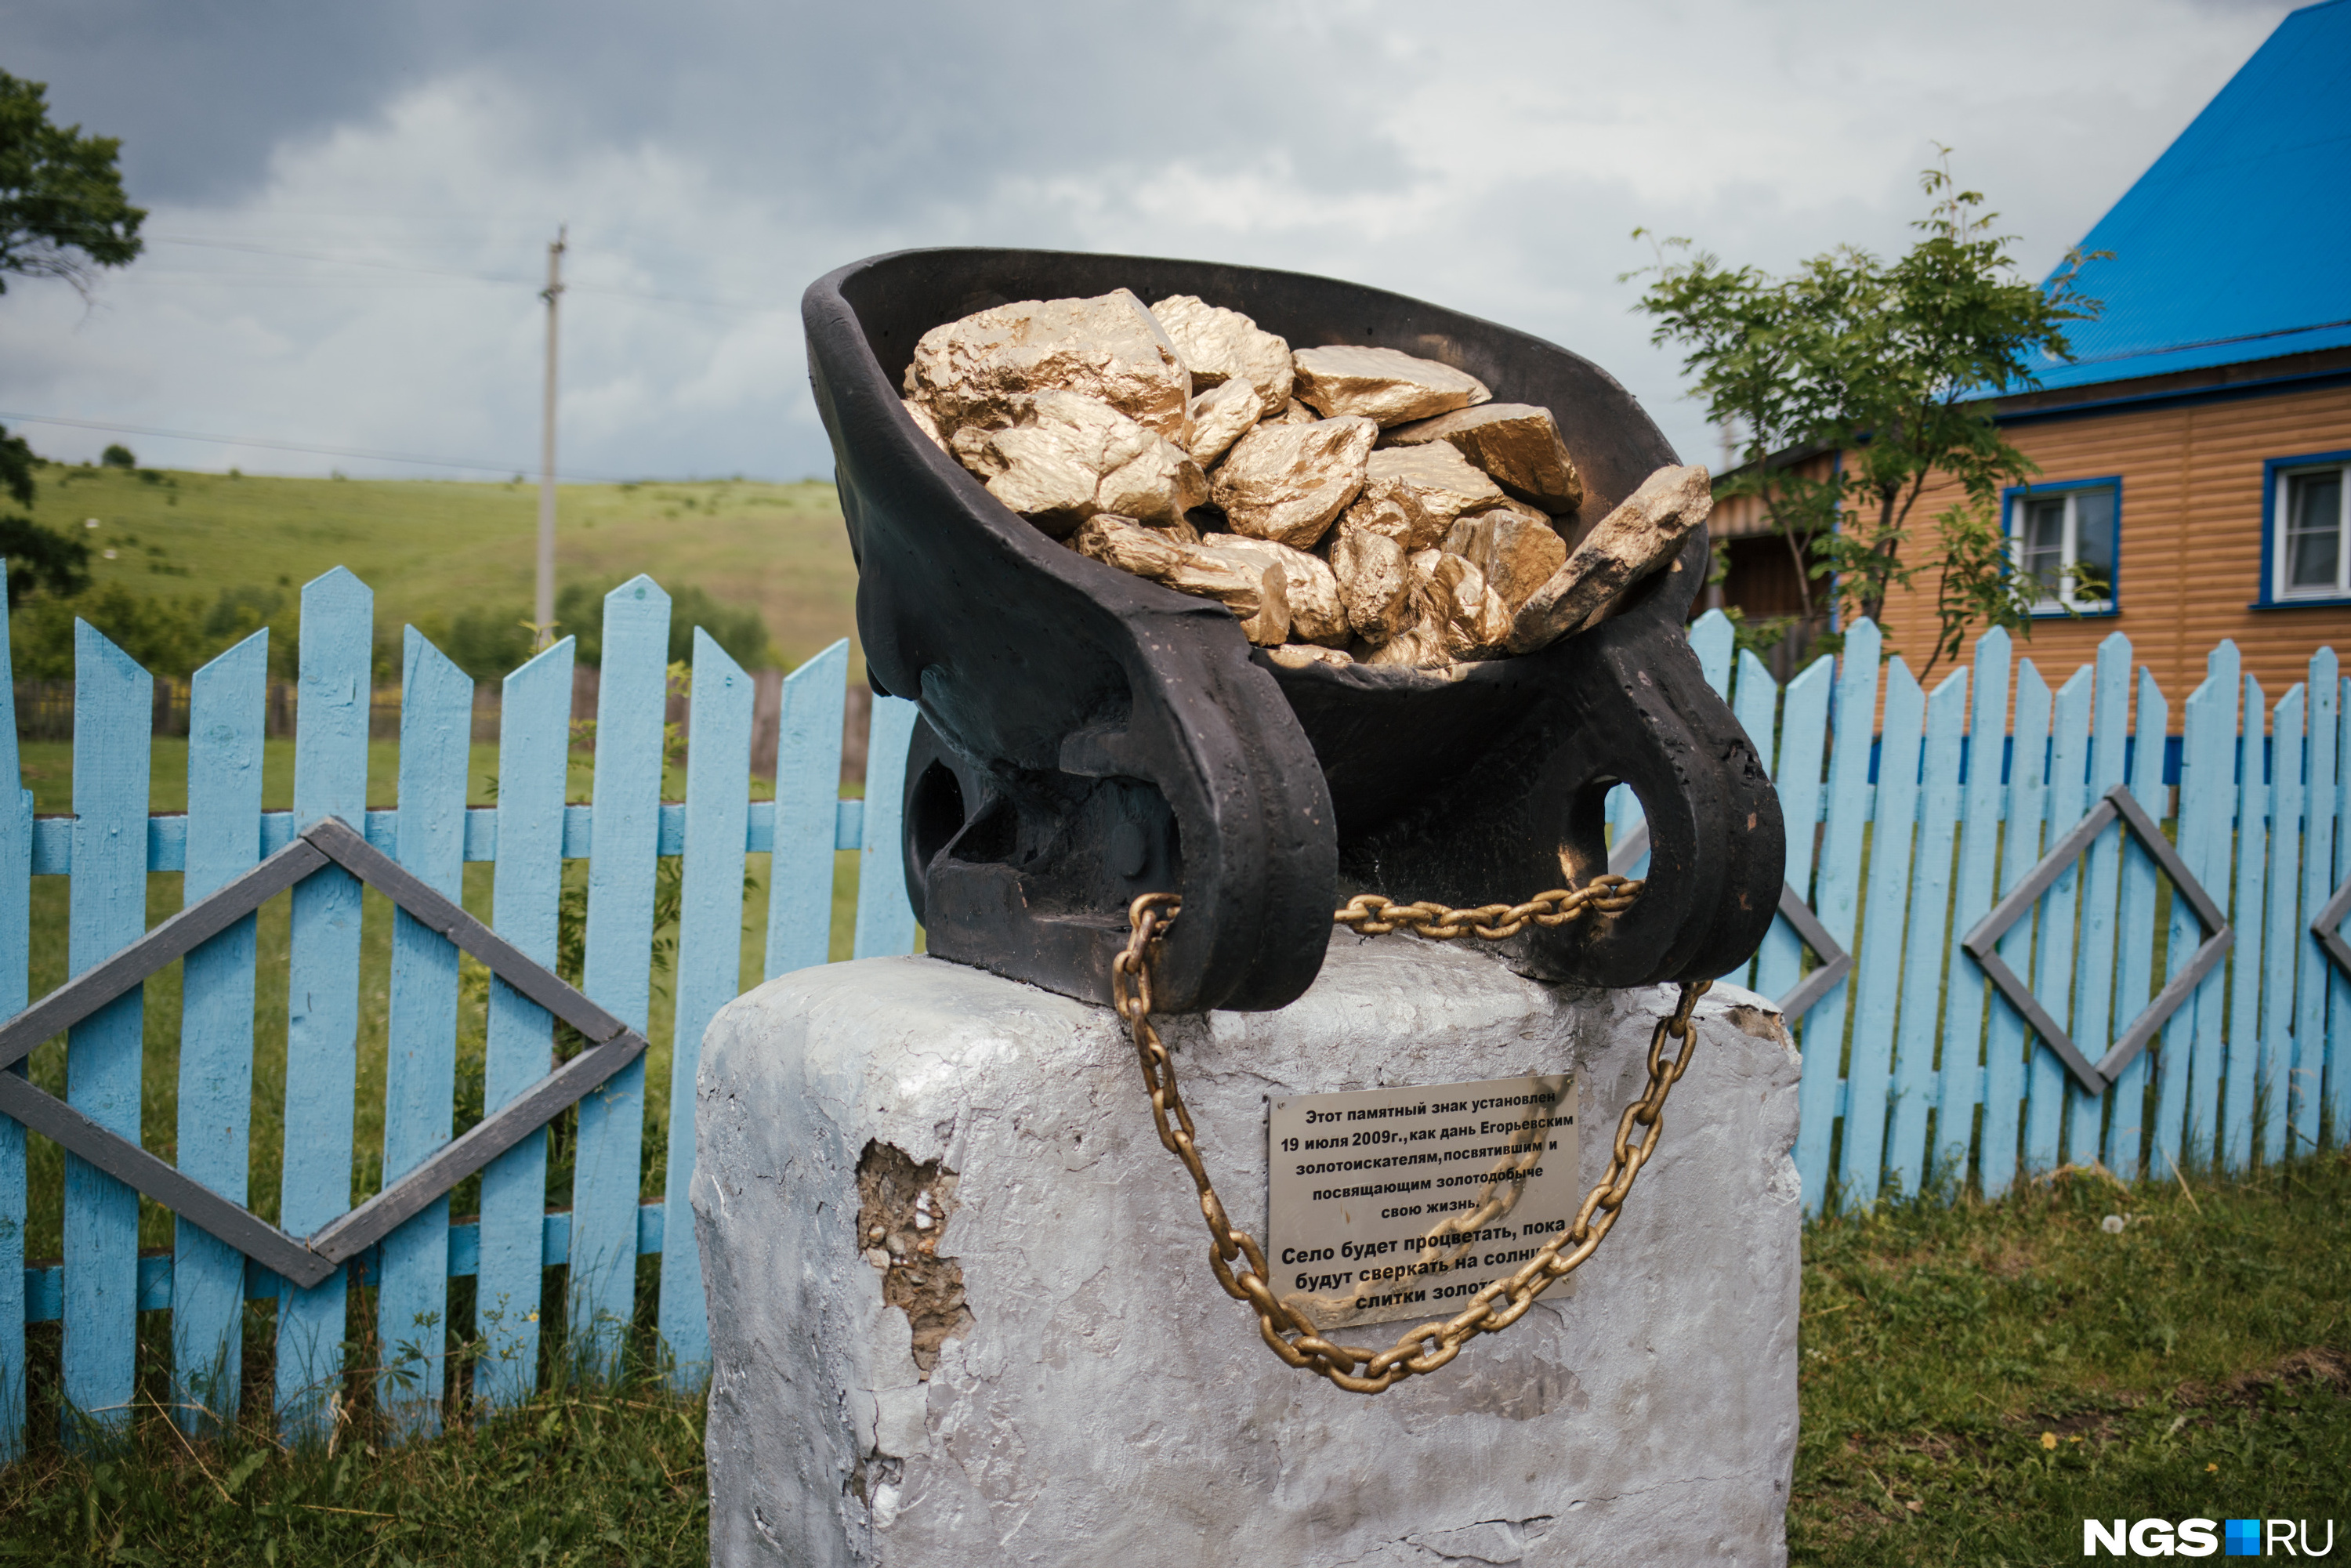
[2023,0,2351,393]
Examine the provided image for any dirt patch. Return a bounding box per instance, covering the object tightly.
[857,1141,973,1374]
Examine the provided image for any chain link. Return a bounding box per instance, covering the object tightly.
[1111,885,1708,1395]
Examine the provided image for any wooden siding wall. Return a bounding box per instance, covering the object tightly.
[1873,383,2351,713]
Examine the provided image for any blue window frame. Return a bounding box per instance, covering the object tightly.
[2004,476,2120,617]
[2258,448,2351,608]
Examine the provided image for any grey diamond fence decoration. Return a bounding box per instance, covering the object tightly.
[0,815,648,1291]
[2309,869,2351,980]
[1609,821,1851,1019]
[1961,782,2231,1095]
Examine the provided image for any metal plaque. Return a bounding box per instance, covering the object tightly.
[1266,1072,1581,1333]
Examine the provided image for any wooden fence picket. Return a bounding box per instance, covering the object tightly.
[2103,665,2167,1178]
[1794,620,1881,1215]
[64,625,153,1436]
[2328,670,2351,1148]
[0,588,26,1460]
[2293,650,2338,1155]
[377,630,473,1436]
[1759,654,1834,1016]
[476,637,574,1409]
[1937,629,2012,1184]
[1983,658,2053,1197]
[659,629,754,1386]
[1728,647,1779,995]
[278,567,374,1439]
[852,697,919,960]
[574,578,671,1373]
[2260,683,2306,1168]
[2222,673,2270,1173]
[1840,654,1924,1204]
[763,641,849,980]
[1885,666,1965,1196]
[172,631,267,1432]
[2177,654,2241,1167]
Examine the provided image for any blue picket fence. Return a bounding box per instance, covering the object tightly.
[0,569,922,1456]
[1625,610,2349,1219]
[2,573,2346,1458]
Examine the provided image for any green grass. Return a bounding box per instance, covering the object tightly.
[16,462,860,674]
[1790,1152,2351,1563]
[3,1153,2342,1564]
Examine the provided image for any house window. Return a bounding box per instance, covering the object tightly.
[2010,483,2117,614]
[2274,461,2351,600]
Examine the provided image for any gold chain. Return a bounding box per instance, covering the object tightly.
[1110,885,1708,1395]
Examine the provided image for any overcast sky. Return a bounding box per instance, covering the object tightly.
[0,0,2298,483]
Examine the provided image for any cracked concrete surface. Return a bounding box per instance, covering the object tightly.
[694,932,1800,1566]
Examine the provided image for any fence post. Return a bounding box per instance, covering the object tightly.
[478,637,574,1408]
[377,630,473,1436]
[572,578,671,1373]
[172,631,268,1433]
[660,629,752,1388]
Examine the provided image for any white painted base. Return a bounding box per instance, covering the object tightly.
[694,933,1801,1567]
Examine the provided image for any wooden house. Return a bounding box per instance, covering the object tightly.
[1710,0,2351,704]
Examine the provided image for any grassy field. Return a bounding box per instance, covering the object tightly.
[1,1152,2342,1564]
[14,462,860,674]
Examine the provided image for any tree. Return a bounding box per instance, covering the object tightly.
[0,78,139,607]
[0,423,90,608]
[0,71,144,297]
[1630,153,2106,678]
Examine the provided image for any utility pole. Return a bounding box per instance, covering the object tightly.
[534,226,567,650]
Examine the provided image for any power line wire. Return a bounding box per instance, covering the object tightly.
[0,411,646,483]
[146,234,792,313]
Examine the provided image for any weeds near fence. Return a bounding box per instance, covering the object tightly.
[1790,1149,2351,1564]
[0,1259,707,1566]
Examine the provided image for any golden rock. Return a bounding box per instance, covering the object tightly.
[1265,643,1354,670]
[1413,549,1515,660]
[904,397,950,455]
[1338,473,1442,553]
[1184,377,1262,467]
[982,391,1208,538]
[1381,402,1583,512]
[1150,295,1295,415]
[1208,415,1378,550]
[1342,444,1506,552]
[904,289,1191,451]
[1327,521,1412,644]
[1508,465,1712,654]
[1361,609,1447,668]
[1264,398,1319,426]
[1071,515,1290,645]
[1441,502,1567,612]
[1206,534,1348,646]
[1291,345,1491,427]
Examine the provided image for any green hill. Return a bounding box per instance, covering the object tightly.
[9,462,860,678]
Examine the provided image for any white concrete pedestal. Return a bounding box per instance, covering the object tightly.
[694,934,1801,1567]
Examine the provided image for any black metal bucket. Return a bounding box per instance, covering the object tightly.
[804,248,1783,1013]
